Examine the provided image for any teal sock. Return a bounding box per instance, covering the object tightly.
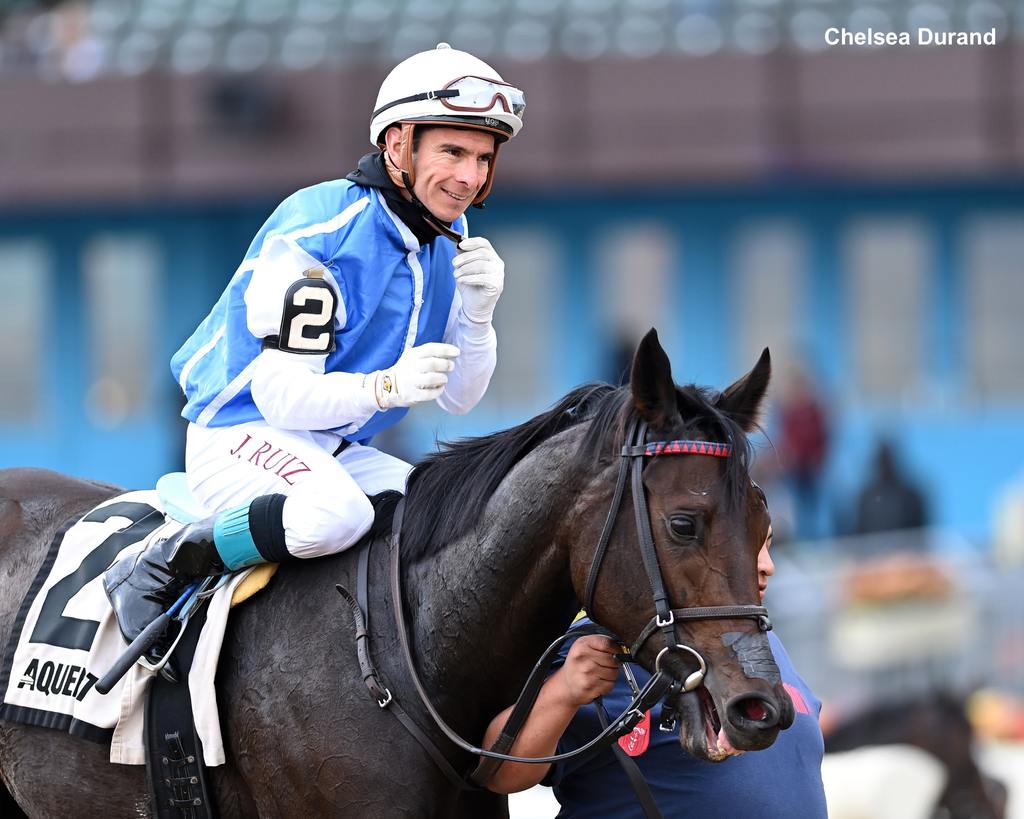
[213,504,263,570]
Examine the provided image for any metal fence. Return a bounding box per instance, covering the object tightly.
[767,528,1024,709]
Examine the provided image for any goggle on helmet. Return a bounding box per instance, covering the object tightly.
[372,75,526,142]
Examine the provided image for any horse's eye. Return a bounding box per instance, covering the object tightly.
[669,515,698,540]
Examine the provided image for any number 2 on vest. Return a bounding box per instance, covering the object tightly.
[279,278,338,354]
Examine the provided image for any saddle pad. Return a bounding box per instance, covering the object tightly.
[0,490,266,766]
[232,563,277,606]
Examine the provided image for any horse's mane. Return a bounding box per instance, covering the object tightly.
[372,381,754,561]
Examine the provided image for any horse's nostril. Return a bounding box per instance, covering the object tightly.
[742,699,767,721]
[727,695,778,728]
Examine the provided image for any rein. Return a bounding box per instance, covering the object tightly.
[336,414,773,802]
[389,500,675,768]
[336,504,674,793]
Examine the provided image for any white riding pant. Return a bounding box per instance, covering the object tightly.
[184,421,412,559]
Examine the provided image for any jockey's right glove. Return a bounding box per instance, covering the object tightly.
[369,343,461,410]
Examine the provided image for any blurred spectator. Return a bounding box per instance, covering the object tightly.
[606,332,636,387]
[852,439,928,536]
[776,365,831,540]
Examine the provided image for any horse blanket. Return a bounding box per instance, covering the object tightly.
[0,490,268,765]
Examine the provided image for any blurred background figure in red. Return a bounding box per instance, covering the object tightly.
[777,364,831,541]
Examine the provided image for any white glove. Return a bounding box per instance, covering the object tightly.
[370,343,461,410]
[453,236,504,324]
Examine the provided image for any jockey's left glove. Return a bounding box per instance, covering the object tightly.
[453,236,504,324]
[370,342,461,410]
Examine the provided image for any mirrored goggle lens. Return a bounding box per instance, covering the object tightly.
[444,77,526,118]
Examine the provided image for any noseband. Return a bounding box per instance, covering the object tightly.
[583,416,770,690]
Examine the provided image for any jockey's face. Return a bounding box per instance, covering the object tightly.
[409,127,496,222]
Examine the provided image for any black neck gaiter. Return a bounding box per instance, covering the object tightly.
[346,151,451,247]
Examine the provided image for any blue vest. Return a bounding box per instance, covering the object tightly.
[171,182,461,440]
[549,627,828,819]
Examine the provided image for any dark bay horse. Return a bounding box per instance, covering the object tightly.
[0,330,793,817]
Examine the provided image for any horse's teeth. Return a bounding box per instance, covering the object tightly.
[716,727,744,757]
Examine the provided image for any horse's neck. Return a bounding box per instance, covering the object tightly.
[406,426,588,713]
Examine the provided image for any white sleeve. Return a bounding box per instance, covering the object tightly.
[435,290,497,416]
[249,349,379,433]
[244,233,373,431]
[244,233,346,339]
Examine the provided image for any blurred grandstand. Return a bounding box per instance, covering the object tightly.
[0,0,1019,75]
[2,2,1024,812]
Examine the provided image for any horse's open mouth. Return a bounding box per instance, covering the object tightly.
[698,686,741,760]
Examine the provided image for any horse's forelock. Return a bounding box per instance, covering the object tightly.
[672,384,755,511]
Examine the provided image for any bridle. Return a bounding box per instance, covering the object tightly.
[584,416,771,691]
[336,411,773,792]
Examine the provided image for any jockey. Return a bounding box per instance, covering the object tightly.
[104,43,525,645]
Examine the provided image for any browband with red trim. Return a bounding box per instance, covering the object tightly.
[622,440,733,458]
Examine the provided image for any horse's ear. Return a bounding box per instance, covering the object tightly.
[717,348,771,431]
[630,329,682,430]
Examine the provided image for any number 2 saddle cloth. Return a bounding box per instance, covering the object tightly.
[0,481,275,765]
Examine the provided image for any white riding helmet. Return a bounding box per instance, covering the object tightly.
[370,43,525,208]
[370,43,525,147]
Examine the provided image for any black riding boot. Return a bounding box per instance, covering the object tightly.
[103,494,290,649]
[103,518,225,649]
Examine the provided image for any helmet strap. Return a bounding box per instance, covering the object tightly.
[473,140,500,205]
[399,122,417,191]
